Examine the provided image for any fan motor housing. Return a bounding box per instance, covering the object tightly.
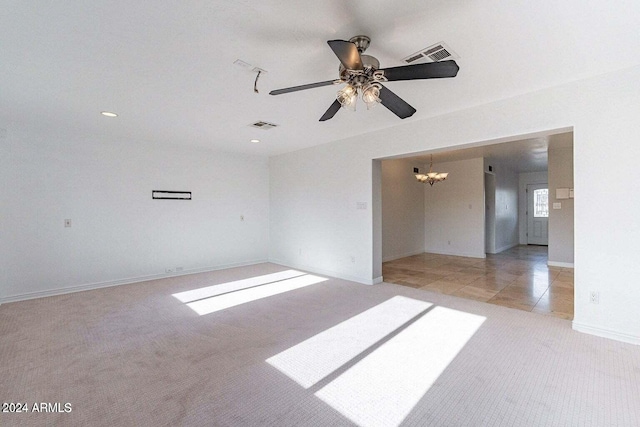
[349,35,371,53]
[338,54,380,86]
[360,55,380,70]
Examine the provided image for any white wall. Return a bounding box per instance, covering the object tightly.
[424,158,485,258]
[492,161,519,253]
[548,145,574,265]
[269,143,375,283]
[484,172,496,253]
[1,134,270,302]
[518,171,549,244]
[268,65,640,344]
[381,159,425,262]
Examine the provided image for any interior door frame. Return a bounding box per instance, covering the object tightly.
[484,172,496,253]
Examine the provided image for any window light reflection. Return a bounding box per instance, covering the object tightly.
[315,306,486,427]
[267,296,432,388]
[172,270,306,303]
[185,274,327,316]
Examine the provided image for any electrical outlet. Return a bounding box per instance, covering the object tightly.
[590,291,599,304]
[64,219,72,228]
[240,215,244,221]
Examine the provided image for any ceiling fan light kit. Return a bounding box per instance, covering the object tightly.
[269,35,459,121]
[337,84,358,110]
[361,82,382,109]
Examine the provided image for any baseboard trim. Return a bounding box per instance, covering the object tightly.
[572,321,640,345]
[0,259,268,304]
[493,242,519,254]
[382,250,424,263]
[269,258,379,285]
[548,261,574,268]
[424,249,486,259]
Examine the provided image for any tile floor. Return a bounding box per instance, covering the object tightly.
[382,245,574,320]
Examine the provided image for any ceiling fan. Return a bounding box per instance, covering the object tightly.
[269,35,459,121]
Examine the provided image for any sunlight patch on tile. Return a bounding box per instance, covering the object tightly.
[185,274,327,315]
[315,306,485,427]
[172,270,306,303]
[266,296,431,388]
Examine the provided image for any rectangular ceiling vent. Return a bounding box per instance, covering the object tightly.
[402,42,459,65]
[249,121,278,130]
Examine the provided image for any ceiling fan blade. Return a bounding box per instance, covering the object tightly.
[327,40,363,70]
[380,60,459,81]
[270,80,338,95]
[319,100,342,122]
[378,85,416,119]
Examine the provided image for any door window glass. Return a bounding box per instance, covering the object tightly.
[533,189,549,218]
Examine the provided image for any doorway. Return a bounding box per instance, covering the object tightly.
[376,130,574,319]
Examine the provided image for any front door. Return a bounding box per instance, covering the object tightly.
[527,184,549,245]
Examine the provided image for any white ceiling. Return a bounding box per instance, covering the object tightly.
[408,131,573,173]
[1,1,638,157]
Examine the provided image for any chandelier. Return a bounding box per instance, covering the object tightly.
[415,154,449,186]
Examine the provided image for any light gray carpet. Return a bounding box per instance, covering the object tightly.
[1,263,639,426]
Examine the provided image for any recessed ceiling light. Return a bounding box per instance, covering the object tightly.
[101,111,118,117]
[250,139,260,143]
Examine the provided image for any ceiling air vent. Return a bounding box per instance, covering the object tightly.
[249,121,278,130]
[402,42,459,65]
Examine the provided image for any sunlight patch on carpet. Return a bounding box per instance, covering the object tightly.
[172,270,306,303]
[266,296,431,388]
[314,306,486,427]
[181,274,327,315]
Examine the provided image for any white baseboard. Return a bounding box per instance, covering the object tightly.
[572,321,640,345]
[269,258,380,285]
[548,261,574,268]
[493,242,519,254]
[382,250,424,263]
[0,259,268,304]
[424,249,486,259]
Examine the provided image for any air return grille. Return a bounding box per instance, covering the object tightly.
[249,121,278,130]
[402,42,459,64]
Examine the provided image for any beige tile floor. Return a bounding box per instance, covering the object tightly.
[383,245,574,320]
